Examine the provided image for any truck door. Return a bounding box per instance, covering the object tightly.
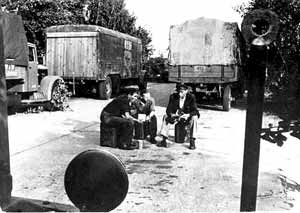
[27,43,39,92]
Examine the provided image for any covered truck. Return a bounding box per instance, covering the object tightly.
[46,25,146,99]
[169,17,244,111]
[0,11,63,109]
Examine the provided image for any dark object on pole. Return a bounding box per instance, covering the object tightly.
[241,9,279,47]
[240,9,279,212]
[0,19,13,207]
[64,149,129,212]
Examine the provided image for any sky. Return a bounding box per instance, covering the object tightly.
[125,0,250,56]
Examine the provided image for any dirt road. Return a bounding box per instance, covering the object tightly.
[7,83,300,212]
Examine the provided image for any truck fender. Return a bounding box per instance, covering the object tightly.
[39,76,64,101]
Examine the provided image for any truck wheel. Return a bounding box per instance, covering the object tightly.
[111,75,121,96]
[223,85,232,111]
[99,76,112,100]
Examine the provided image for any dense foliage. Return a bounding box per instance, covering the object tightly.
[144,56,168,78]
[236,0,300,119]
[1,0,152,61]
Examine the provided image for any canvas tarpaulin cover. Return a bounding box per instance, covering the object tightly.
[169,17,241,66]
[0,11,28,67]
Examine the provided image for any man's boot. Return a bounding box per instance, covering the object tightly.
[150,137,157,144]
[189,138,196,150]
[119,143,135,150]
[157,136,167,148]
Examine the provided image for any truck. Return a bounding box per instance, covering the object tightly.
[168,17,244,111]
[1,11,64,110]
[45,25,146,99]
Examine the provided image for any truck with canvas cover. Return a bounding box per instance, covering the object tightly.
[0,11,64,109]
[46,25,145,99]
[169,17,244,111]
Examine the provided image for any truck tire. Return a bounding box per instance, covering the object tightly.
[99,76,112,100]
[111,75,121,96]
[223,85,231,111]
[44,79,60,111]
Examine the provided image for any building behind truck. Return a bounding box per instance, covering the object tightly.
[169,17,244,111]
[46,25,146,99]
[1,11,64,109]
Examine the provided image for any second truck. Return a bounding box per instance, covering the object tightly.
[46,25,146,99]
[168,17,244,111]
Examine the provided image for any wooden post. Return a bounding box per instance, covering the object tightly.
[0,20,12,207]
[240,9,279,212]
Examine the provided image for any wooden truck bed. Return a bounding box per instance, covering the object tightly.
[169,64,239,84]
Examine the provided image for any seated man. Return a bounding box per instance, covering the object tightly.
[100,90,141,150]
[157,83,200,149]
[130,90,158,144]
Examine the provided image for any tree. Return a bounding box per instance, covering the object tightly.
[86,0,153,62]
[134,26,153,65]
[3,0,153,61]
[145,56,166,76]
[236,0,300,119]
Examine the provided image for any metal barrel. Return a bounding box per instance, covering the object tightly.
[64,149,129,212]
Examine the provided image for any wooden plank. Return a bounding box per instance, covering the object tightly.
[168,77,237,84]
[91,37,97,77]
[169,65,237,79]
[74,37,80,77]
[62,37,66,76]
[56,37,62,76]
[80,37,84,77]
[46,38,52,75]
[47,32,98,38]
[54,38,60,75]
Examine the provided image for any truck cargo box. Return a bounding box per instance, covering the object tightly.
[169,17,243,84]
[46,25,142,81]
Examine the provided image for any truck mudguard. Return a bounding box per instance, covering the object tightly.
[39,76,64,101]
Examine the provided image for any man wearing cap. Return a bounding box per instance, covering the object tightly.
[100,90,141,150]
[157,83,200,149]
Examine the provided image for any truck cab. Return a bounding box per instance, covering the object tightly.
[2,11,64,109]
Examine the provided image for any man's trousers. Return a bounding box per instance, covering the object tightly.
[159,115,198,140]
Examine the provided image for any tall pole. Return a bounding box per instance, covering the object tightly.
[0,19,12,207]
[240,10,279,212]
[240,45,267,211]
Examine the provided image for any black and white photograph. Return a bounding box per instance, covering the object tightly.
[1,0,300,212]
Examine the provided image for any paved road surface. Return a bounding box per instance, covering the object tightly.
[7,83,300,212]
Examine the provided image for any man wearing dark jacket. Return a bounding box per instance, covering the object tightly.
[158,83,200,149]
[100,90,140,150]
